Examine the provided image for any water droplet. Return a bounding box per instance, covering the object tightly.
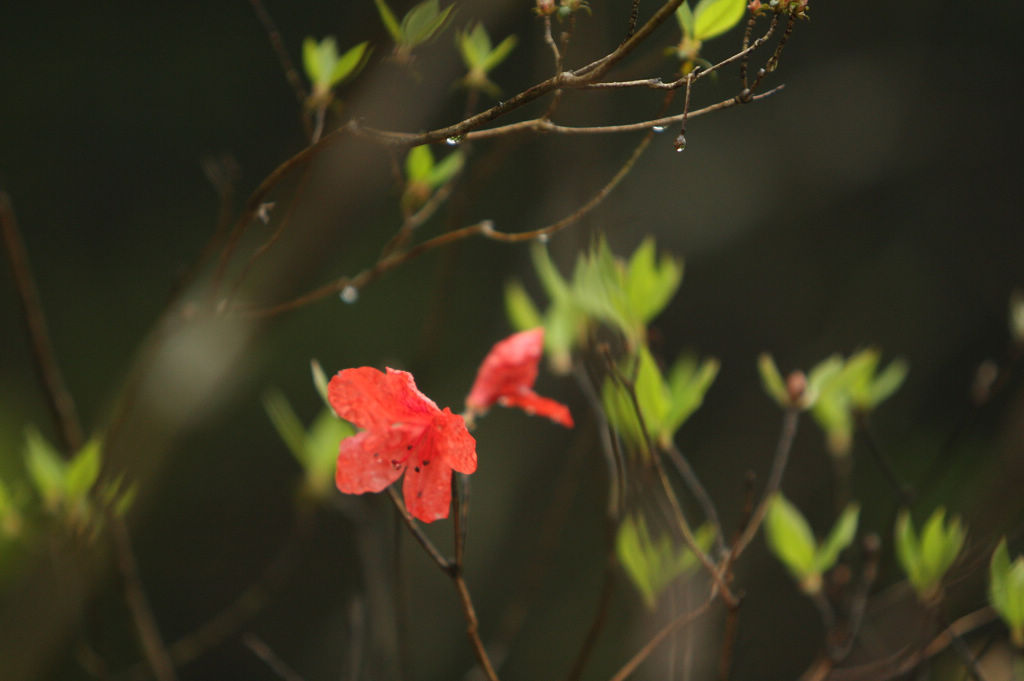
[651,125,667,133]
[537,233,550,243]
[674,133,687,152]
[445,135,463,146]
[340,286,359,304]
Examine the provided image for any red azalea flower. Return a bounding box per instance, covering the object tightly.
[328,367,477,523]
[466,328,574,428]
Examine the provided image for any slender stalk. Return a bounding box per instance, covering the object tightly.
[0,192,84,453]
[243,633,308,681]
[110,516,179,681]
[664,443,726,556]
[386,488,450,571]
[729,408,800,561]
[606,596,715,681]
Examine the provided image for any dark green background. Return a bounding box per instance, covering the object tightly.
[1,1,1022,680]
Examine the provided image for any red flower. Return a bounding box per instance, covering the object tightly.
[328,367,477,523]
[466,328,574,428]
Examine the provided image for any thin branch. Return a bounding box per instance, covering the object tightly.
[454,86,785,141]
[243,633,308,681]
[565,554,617,681]
[663,443,726,556]
[605,595,716,681]
[452,574,501,681]
[110,516,179,681]
[247,0,308,107]
[386,488,450,572]
[729,408,800,562]
[0,192,84,453]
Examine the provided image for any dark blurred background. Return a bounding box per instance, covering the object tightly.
[1,1,1023,680]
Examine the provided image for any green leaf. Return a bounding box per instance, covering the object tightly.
[405,145,434,183]
[373,0,403,42]
[263,390,309,464]
[866,358,908,408]
[531,243,573,305]
[329,41,370,87]
[481,34,517,73]
[401,0,454,48]
[24,426,66,510]
[758,353,789,407]
[625,237,683,327]
[616,514,712,609]
[602,373,644,452]
[304,409,353,491]
[504,281,543,331]
[692,0,746,41]
[458,23,491,68]
[894,510,922,588]
[302,37,324,86]
[764,493,818,587]
[663,355,719,444]
[675,2,696,38]
[426,149,463,188]
[311,359,330,408]
[814,503,859,574]
[571,239,634,342]
[65,438,102,502]
[990,539,1024,645]
[896,508,965,602]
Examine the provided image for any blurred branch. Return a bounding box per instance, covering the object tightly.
[247,0,308,107]
[606,595,716,681]
[0,191,84,453]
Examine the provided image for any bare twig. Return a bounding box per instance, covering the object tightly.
[606,595,716,681]
[110,516,179,681]
[243,633,308,681]
[663,443,726,556]
[386,488,450,571]
[729,408,800,561]
[247,0,308,107]
[0,192,84,453]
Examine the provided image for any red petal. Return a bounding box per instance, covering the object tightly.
[402,456,454,523]
[335,431,406,494]
[329,367,439,431]
[431,407,477,473]
[499,390,574,428]
[466,328,544,412]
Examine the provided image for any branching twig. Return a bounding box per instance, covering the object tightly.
[663,443,726,556]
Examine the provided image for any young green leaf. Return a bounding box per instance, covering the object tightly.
[692,0,747,41]
[401,0,455,48]
[624,237,683,328]
[617,514,713,609]
[989,538,1024,647]
[304,409,354,493]
[24,426,66,511]
[764,493,818,589]
[65,438,102,502]
[675,2,696,38]
[405,145,434,183]
[663,354,719,446]
[373,0,403,42]
[895,507,965,603]
[311,359,330,408]
[814,503,860,574]
[263,390,309,464]
[426,149,463,187]
[757,353,790,407]
[504,280,544,331]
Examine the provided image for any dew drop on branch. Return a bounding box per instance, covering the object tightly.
[651,125,666,133]
[445,135,463,146]
[537,233,550,243]
[674,133,687,152]
[340,285,359,304]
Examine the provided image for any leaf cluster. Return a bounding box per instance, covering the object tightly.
[894,507,965,604]
[763,493,859,594]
